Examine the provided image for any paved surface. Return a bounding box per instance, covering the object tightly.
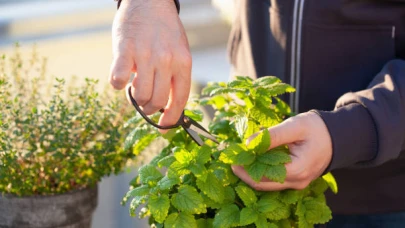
[0,1,231,227]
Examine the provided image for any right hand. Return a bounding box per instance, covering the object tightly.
[109,0,192,130]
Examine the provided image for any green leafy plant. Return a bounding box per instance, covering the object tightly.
[0,46,135,196]
[123,76,338,227]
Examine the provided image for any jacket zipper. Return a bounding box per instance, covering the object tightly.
[289,0,305,113]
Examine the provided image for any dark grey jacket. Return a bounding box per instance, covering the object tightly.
[228,0,405,214]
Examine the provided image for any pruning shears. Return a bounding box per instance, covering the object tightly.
[126,86,218,146]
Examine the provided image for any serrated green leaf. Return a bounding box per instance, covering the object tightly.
[123,114,144,128]
[260,83,296,96]
[247,130,270,155]
[322,172,338,194]
[310,178,329,195]
[218,143,244,164]
[278,219,293,228]
[264,164,287,183]
[219,143,254,166]
[210,120,233,136]
[302,197,332,224]
[211,95,228,109]
[171,185,206,214]
[209,87,245,97]
[201,192,221,209]
[168,161,191,177]
[210,162,239,186]
[279,189,300,204]
[245,120,260,139]
[239,207,258,226]
[265,201,291,221]
[190,163,208,181]
[223,186,236,204]
[274,97,291,115]
[255,215,270,228]
[201,82,226,96]
[249,106,279,128]
[184,109,203,122]
[268,223,279,228]
[165,212,197,228]
[235,75,253,82]
[157,176,179,191]
[132,133,158,155]
[257,197,280,214]
[219,145,241,163]
[228,77,252,89]
[125,185,149,198]
[197,172,224,203]
[235,116,248,140]
[196,218,214,228]
[260,191,280,200]
[213,204,240,228]
[124,125,150,150]
[149,194,170,223]
[158,155,176,168]
[174,148,193,164]
[129,196,147,216]
[235,185,257,207]
[235,150,256,165]
[138,165,163,185]
[257,149,291,165]
[161,128,178,141]
[193,144,212,164]
[246,162,267,182]
[253,76,281,87]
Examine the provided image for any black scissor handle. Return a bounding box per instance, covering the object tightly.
[127,85,184,130]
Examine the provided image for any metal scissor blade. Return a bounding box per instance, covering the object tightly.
[187,120,219,144]
[183,126,204,146]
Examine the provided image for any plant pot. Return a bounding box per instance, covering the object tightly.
[0,185,98,228]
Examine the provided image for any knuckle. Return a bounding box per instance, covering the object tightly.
[136,48,152,61]
[177,52,192,69]
[134,93,151,106]
[150,98,167,110]
[296,170,310,181]
[294,181,311,190]
[157,51,173,66]
[109,74,127,90]
[251,182,264,191]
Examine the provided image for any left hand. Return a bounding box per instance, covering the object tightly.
[232,111,333,191]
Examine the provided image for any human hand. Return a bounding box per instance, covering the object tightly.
[232,112,332,191]
[110,0,191,130]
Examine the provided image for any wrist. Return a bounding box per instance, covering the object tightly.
[115,0,180,13]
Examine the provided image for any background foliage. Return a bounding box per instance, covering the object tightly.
[122,76,337,228]
[0,45,135,196]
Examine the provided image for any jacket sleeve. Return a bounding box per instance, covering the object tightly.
[314,59,405,171]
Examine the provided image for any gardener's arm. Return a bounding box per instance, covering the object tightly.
[109,0,191,129]
[233,59,405,191]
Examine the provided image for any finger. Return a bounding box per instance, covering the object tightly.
[131,62,154,107]
[158,55,191,133]
[142,67,171,115]
[231,165,294,191]
[267,117,306,149]
[109,54,133,90]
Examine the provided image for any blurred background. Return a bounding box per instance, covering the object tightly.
[0,0,234,227]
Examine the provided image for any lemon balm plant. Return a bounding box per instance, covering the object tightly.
[0,47,134,228]
[123,76,338,228]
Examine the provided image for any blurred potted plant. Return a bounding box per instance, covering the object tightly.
[122,76,338,228]
[0,46,136,228]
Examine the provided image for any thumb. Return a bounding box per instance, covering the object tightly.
[109,53,133,90]
[267,117,305,149]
